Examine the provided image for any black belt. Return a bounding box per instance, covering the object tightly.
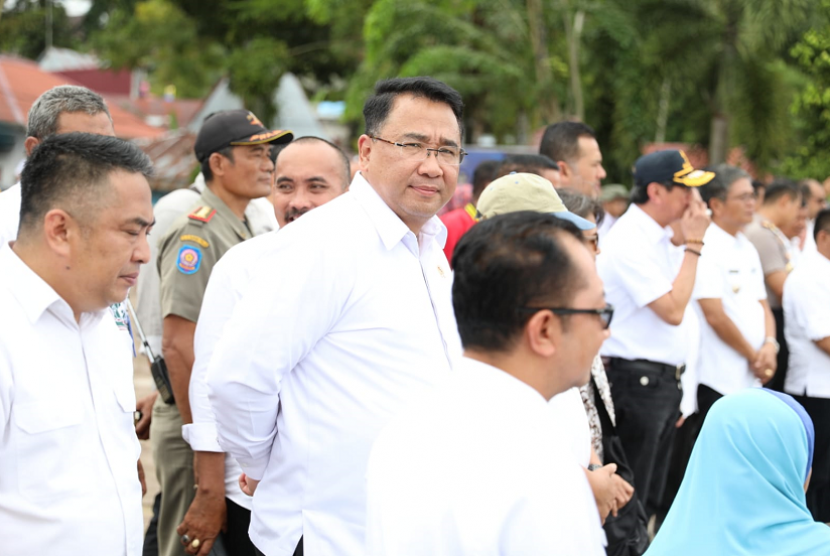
[604,357,686,381]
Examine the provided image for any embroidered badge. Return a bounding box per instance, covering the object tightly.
[180,234,210,248]
[437,265,447,278]
[177,245,202,275]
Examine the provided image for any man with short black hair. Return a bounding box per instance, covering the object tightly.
[539,121,606,197]
[598,149,712,516]
[798,179,828,253]
[693,164,777,423]
[0,133,154,555]
[208,77,464,556]
[745,178,803,392]
[439,158,499,264]
[495,153,561,185]
[152,109,292,556]
[784,208,830,522]
[366,211,606,555]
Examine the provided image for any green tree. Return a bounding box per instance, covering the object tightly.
[0,0,77,59]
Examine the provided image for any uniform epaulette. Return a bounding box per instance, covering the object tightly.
[188,206,216,223]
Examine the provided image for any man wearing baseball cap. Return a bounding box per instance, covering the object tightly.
[153,110,292,556]
[597,149,712,524]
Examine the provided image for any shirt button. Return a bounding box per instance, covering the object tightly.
[640,376,649,386]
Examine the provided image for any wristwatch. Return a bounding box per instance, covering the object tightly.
[587,464,602,472]
[764,336,780,354]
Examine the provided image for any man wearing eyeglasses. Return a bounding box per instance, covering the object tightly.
[693,165,777,425]
[597,150,712,521]
[206,77,464,556]
[366,210,608,555]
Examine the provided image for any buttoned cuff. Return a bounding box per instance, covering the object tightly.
[182,422,223,452]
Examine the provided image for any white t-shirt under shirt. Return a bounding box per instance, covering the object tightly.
[693,223,767,395]
[366,357,606,556]
[784,251,830,398]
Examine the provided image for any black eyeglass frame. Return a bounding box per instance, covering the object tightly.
[517,304,614,329]
[369,135,468,166]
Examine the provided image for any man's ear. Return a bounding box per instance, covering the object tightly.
[557,160,572,181]
[357,134,373,175]
[525,310,559,358]
[41,209,75,259]
[646,182,664,205]
[24,136,40,157]
[208,151,232,179]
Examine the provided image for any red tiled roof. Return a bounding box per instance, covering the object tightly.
[106,95,204,130]
[0,55,164,140]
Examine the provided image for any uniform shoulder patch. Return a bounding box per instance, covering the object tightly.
[188,206,216,223]
[176,245,203,275]
[180,234,210,248]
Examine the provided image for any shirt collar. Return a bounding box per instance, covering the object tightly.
[627,204,675,244]
[201,185,250,241]
[457,356,547,407]
[349,172,448,251]
[0,244,75,325]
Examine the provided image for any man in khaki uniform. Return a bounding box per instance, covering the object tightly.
[152,110,292,556]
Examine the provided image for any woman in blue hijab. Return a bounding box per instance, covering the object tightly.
[646,388,830,555]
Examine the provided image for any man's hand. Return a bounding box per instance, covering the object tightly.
[610,473,634,510]
[752,343,778,382]
[176,488,226,556]
[585,463,619,523]
[679,191,711,241]
[137,459,147,497]
[135,391,158,440]
[239,473,259,497]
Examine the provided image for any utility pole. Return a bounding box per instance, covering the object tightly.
[46,0,54,51]
[0,0,6,24]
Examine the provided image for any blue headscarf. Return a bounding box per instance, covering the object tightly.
[646,389,830,556]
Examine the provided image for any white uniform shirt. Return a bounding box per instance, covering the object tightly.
[597,213,617,248]
[548,386,592,466]
[783,251,830,398]
[207,172,460,556]
[598,204,689,365]
[366,357,606,556]
[184,231,281,510]
[693,223,766,395]
[0,245,143,555]
[0,182,22,247]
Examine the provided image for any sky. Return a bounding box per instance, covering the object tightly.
[5,0,92,17]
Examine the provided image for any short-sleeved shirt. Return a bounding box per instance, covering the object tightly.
[598,204,689,366]
[744,215,793,309]
[693,223,767,395]
[783,251,830,398]
[157,186,252,323]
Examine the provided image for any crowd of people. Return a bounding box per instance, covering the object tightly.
[1,77,829,556]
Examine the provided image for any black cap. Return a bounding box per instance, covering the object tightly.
[194,110,293,162]
[633,150,715,188]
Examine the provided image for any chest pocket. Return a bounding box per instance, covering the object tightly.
[13,401,85,501]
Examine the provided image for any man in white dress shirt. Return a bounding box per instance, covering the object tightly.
[367,211,608,555]
[207,77,465,556]
[693,164,777,423]
[784,208,830,522]
[598,149,712,516]
[182,137,349,555]
[0,133,154,555]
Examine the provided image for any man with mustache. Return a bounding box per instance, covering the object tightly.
[153,110,292,556]
[179,136,349,555]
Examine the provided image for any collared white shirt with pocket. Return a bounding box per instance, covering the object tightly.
[185,230,281,510]
[366,357,606,556]
[783,251,830,398]
[207,172,460,556]
[598,204,689,366]
[693,223,767,395]
[0,245,143,555]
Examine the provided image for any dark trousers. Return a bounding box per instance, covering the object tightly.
[255,537,303,556]
[766,308,790,392]
[696,384,724,426]
[606,359,683,517]
[143,492,162,556]
[792,394,830,522]
[224,498,257,556]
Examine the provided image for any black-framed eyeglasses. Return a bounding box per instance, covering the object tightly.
[517,303,614,329]
[370,136,467,166]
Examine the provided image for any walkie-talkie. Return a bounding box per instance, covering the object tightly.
[125,299,175,405]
